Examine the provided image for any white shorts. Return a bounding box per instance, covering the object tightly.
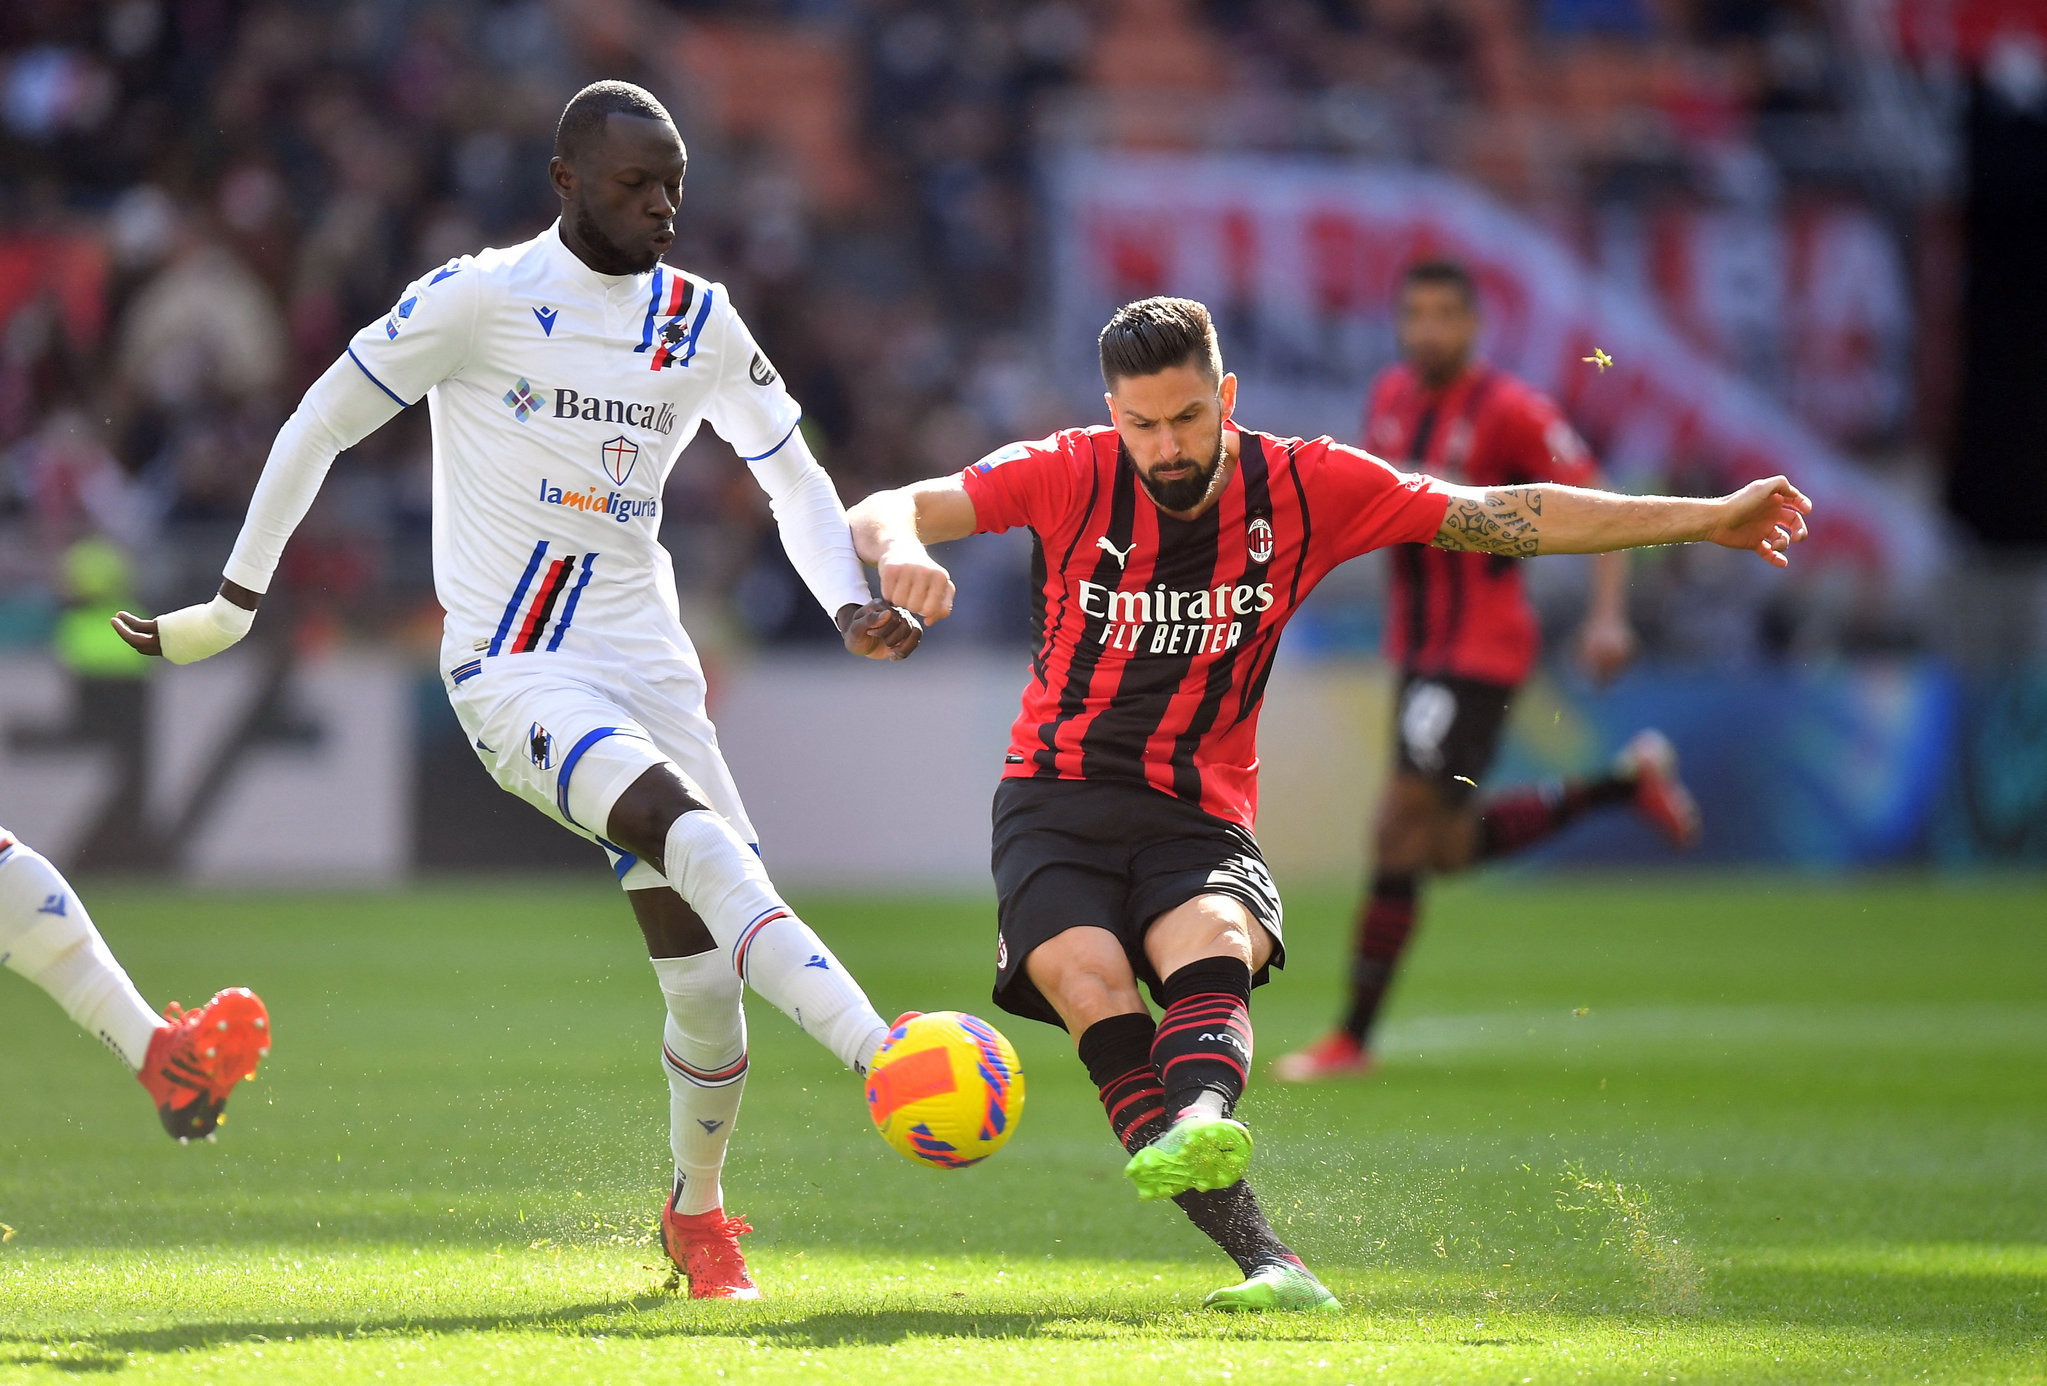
[446,653,757,891]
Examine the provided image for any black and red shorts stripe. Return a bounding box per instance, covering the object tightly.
[988,777,1285,1029]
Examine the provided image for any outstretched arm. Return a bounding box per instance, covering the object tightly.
[1433,476,1812,567]
[114,259,481,663]
[111,353,406,661]
[738,427,923,662]
[846,478,977,622]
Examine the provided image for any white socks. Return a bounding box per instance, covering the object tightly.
[663,810,888,1074]
[0,836,162,1071]
[651,953,747,1216]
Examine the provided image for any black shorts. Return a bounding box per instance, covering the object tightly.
[1392,671,1517,805]
[988,778,1285,1029]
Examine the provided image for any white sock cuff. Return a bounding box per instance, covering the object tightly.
[659,1010,747,1087]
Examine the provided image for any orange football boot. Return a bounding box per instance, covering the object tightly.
[661,1196,761,1300]
[138,986,270,1142]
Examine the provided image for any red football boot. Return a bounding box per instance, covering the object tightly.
[1271,1031,1376,1084]
[1619,730,1701,849]
[138,987,270,1142]
[661,1197,762,1300]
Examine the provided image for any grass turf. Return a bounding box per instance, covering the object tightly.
[0,875,2042,1383]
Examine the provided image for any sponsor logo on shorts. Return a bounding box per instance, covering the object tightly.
[529,723,554,771]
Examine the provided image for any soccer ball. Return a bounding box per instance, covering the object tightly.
[865,1011,1024,1169]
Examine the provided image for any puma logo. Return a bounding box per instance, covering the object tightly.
[1097,536,1134,568]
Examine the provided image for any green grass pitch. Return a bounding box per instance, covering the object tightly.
[1,874,2042,1384]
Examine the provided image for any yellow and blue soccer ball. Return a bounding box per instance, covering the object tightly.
[865,1011,1024,1169]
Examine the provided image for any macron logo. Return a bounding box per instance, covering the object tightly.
[533,306,558,336]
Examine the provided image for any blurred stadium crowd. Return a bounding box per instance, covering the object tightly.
[0,0,2035,660]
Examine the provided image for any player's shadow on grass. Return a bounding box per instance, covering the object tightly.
[0,1294,1350,1366]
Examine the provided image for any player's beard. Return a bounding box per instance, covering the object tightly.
[570,198,662,275]
[1136,428,1227,513]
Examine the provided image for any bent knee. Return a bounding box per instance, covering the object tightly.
[605,764,711,864]
[1025,929,1143,1028]
[1147,895,1270,977]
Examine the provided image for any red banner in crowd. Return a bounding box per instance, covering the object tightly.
[1045,152,1938,589]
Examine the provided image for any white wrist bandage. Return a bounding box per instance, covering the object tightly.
[156,593,256,665]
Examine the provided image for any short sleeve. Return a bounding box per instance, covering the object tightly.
[1303,438,1455,563]
[958,433,1081,535]
[343,257,482,407]
[702,290,804,461]
[1498,389,1600,488]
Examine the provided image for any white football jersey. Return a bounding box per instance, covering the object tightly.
[343,222,801,675]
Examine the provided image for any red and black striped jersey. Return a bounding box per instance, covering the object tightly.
[960,425,1453,829]
[1364,362,1600,686]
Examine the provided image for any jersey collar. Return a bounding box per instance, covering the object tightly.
[543,219,661,302]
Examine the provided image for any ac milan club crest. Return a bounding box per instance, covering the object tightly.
[599,435,639,487]
[1247,516,1274,564]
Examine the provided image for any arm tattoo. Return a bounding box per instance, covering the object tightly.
[1433,486,1542,558]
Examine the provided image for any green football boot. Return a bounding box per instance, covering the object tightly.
[1203,1260,1343,1314]
[1123,1112,1254,1201]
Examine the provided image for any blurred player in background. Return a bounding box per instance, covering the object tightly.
[849,296,1808,1311]
[111,81,920,1300]
[0,827,269,1139]
[1275,261,1702,1084]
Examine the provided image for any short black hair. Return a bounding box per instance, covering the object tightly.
[1098,296,1223,387]
[554,80,676,163]
[1400,259,1478,309]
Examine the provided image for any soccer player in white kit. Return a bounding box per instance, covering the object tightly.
[112,81,921,1299]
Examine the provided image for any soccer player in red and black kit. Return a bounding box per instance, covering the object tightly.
[848,297,1809,1313]
[1277,260,1703,1084]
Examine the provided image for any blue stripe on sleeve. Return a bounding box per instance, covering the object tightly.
[739,419,802,463]
[347,347,410,407]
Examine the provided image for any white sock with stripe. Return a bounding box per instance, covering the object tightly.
[650,952,746,1216]
[662,810,888,1074]
[0,835,162,1071]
